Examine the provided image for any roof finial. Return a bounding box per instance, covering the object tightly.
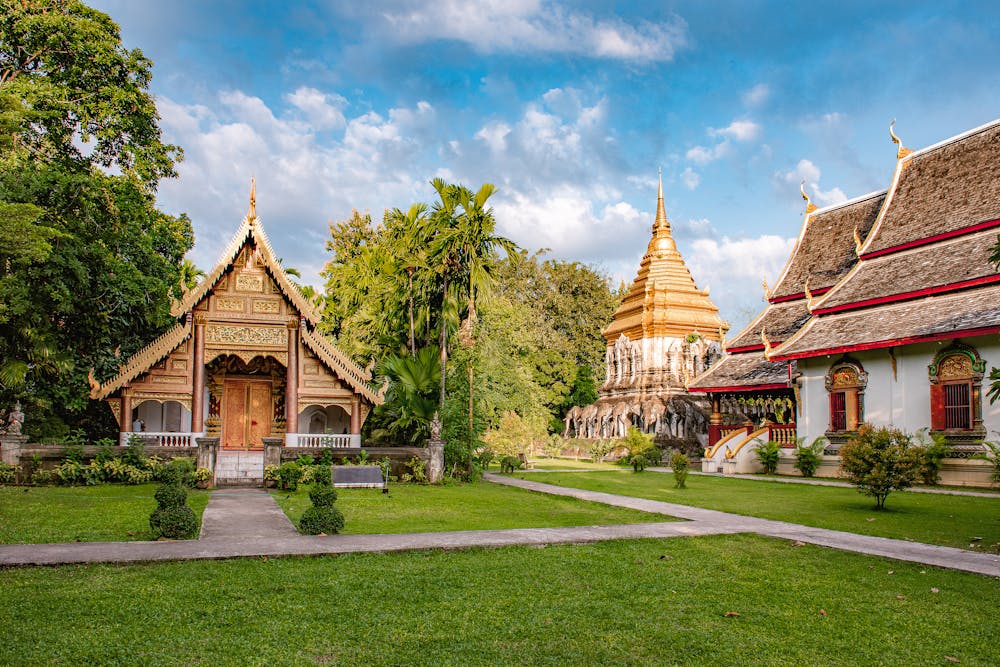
[247,176,257,222]
[761,327,773,360]
[762,276,772,300]
[800,179,818,214]
[804,276,815,313]
[853,224,864,256]
[654,167,670,233]
[889,118,913,159]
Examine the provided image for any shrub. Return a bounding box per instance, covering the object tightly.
[159,457,196,487]
[0,462,19,485]
[477,450,495,471]
[374,456,393,482]
[278,462,303,491]
[62,443,85,464]
[621,427,654,459]
[316,447,334,466]
[756,440,781,474]
[53,460,98,486]
[193,467,213,485]
[263,465,280,483]
[299,464,315,485]
[312,464,332,487]
[309,485,338,507]
[149,482,198,539]
[793,437,827,478]
[296,454,315,467]
[94,443,116,465]
[406,456,428,484]
[298,505,345,535]
[912,428,950,486]
[671,452,689,488]
[122,437,147,468]
[499,455,521,474]
[839,425,922,509]
[974,438,1000,485]
[631,454,647,472]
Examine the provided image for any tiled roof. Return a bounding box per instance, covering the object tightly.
[816,229,1000,310]
[863,121,1000,255]
[771,192,884,299]
[688,351,789,390]
[773,283,1000,359]
[91,320,192,400]
[727,300,811,350]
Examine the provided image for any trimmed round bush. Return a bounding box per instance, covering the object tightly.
[298,506,345,535]
[312,464,332,487]
[150,504,198,539]
[309,485,338,507]
[154,483,187,508]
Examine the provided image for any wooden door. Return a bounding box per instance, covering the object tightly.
[222,379,273,450]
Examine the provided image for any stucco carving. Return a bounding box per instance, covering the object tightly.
[205,324,287,348]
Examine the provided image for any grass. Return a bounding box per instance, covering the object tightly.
[272,480,667,533]
[529,457,623,471]
[0,484,210,544]
[512,470,1000,551]
[1,534,997,665]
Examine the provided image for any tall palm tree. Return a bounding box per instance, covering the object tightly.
[178,258,205,291]
[385,203,430,356]
[429,178,463,411]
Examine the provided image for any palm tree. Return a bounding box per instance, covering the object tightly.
[178,258,205,291]
[385,203,430,356]
[370,347,441,445]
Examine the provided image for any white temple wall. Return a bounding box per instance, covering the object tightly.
[797,336,1000,439]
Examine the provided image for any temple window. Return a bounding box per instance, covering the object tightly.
[928,343,985,432]
[825,358,867,433]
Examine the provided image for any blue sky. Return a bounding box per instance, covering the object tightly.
[91,0,1000,330]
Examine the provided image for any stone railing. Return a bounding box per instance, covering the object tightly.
[285,433,361,448]
[769,423,798,447]
[120,432,203,448]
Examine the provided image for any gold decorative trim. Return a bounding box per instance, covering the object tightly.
[91,320,193,399]
[152,375,187,384]
[252,299,280,315]
[235,273,264,293]
[205,324,287,348]
[216,297,244,312]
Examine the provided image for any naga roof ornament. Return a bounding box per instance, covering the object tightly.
[889,118,913,159]
[800,180,818,214]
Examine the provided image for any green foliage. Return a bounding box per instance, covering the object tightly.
[296,455,315,467]
[309,485,338,507]
[369,347,441,446]
[755,440,781,474]
[121,439,147,468]
[263,465,280,482]
[671,452,689,488]
[277,462,303,491]
[588,439,615,463]
[793,438,826,478]
[62,443,85,464]
[159,457,196,487]
[0,1,191,439]
[193,468,212,484]
[974,438,1000,484]
[631,454,647,472]
[912,428,951,486]
[988,366,1000,405]
[298,505,345,535]
[406,456,428,484]
[499,456,522,474]
[484,410,547,459]
[839,425,922,509]
[149,483,197,539]
[316,447,334,466]
[0,461,17,484]
[312,464,332,487]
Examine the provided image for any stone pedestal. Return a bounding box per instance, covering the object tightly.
[426,438,444,484]
[195,437,219,487]
[262,437,284,469]
[0,434,27,466]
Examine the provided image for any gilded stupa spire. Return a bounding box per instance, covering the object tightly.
[603,172,728,344]
[246,176,257,223]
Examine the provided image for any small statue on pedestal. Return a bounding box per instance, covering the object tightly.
[6,401,24,436]
[429,411,442,442]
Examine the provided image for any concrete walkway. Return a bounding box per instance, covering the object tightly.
[1,479,998,577]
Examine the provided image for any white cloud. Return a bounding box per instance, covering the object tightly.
[380,1,688,62]
[775,158,848,208]
[685,234,798,330]
[710,120,761,142]
[681,167,700,190]
[285,87,347,130]
[742,83,770,107]
[686,141,730,166]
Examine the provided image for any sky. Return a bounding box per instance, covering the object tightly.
[90,0,1000,332]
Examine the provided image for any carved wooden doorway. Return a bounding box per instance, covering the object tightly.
[222,379,272,450]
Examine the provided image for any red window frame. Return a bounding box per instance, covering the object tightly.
[829,391,847,432]
[942,381,972,430]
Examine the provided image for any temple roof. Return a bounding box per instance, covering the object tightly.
[814,228,1000,312]
[91,181,380,403]
[773,282,1000,360]
[770,191,884,299]
[726,300,811,351]
[688,350,790,391]
[860,119,1000,257]
[602,174,729,343]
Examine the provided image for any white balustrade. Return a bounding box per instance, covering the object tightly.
[120,432,203,447]
[285,433,361,448]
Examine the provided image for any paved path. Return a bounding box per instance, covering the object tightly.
[1,479,998,577]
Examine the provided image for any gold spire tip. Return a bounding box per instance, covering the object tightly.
[800,179,817,213]
[889,118,912,159]
[247,176,257,222]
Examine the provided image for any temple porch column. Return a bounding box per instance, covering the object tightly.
[119,387,132,438]
[286,317,300,434]
[350,394,361,435]
[191,314,206,433]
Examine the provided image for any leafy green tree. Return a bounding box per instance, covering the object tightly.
[839,425,922,509]
[368,347,441,446]
[0,1,192,438]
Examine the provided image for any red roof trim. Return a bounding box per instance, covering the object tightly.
[772,325,1000,361]
[769,287,831,304]
[814,274,1000,315]
[861,218,1000,260]
[725,344,766,354]
[697,383,790,393]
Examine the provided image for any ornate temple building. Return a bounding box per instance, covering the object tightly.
[90,182,381,454]
[692,119,1000,485]
[565,175,729,445]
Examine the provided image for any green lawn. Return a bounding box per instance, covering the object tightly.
[529,457,623,471]
[512,470,1000,551]
[272,480,667,533]
[2,535,997,665]
[0,484,210,544]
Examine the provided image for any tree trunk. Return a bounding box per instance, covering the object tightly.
[407,269,415,356]
[439,277,448,412]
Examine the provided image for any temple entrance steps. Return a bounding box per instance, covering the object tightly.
[214,450,264,487]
